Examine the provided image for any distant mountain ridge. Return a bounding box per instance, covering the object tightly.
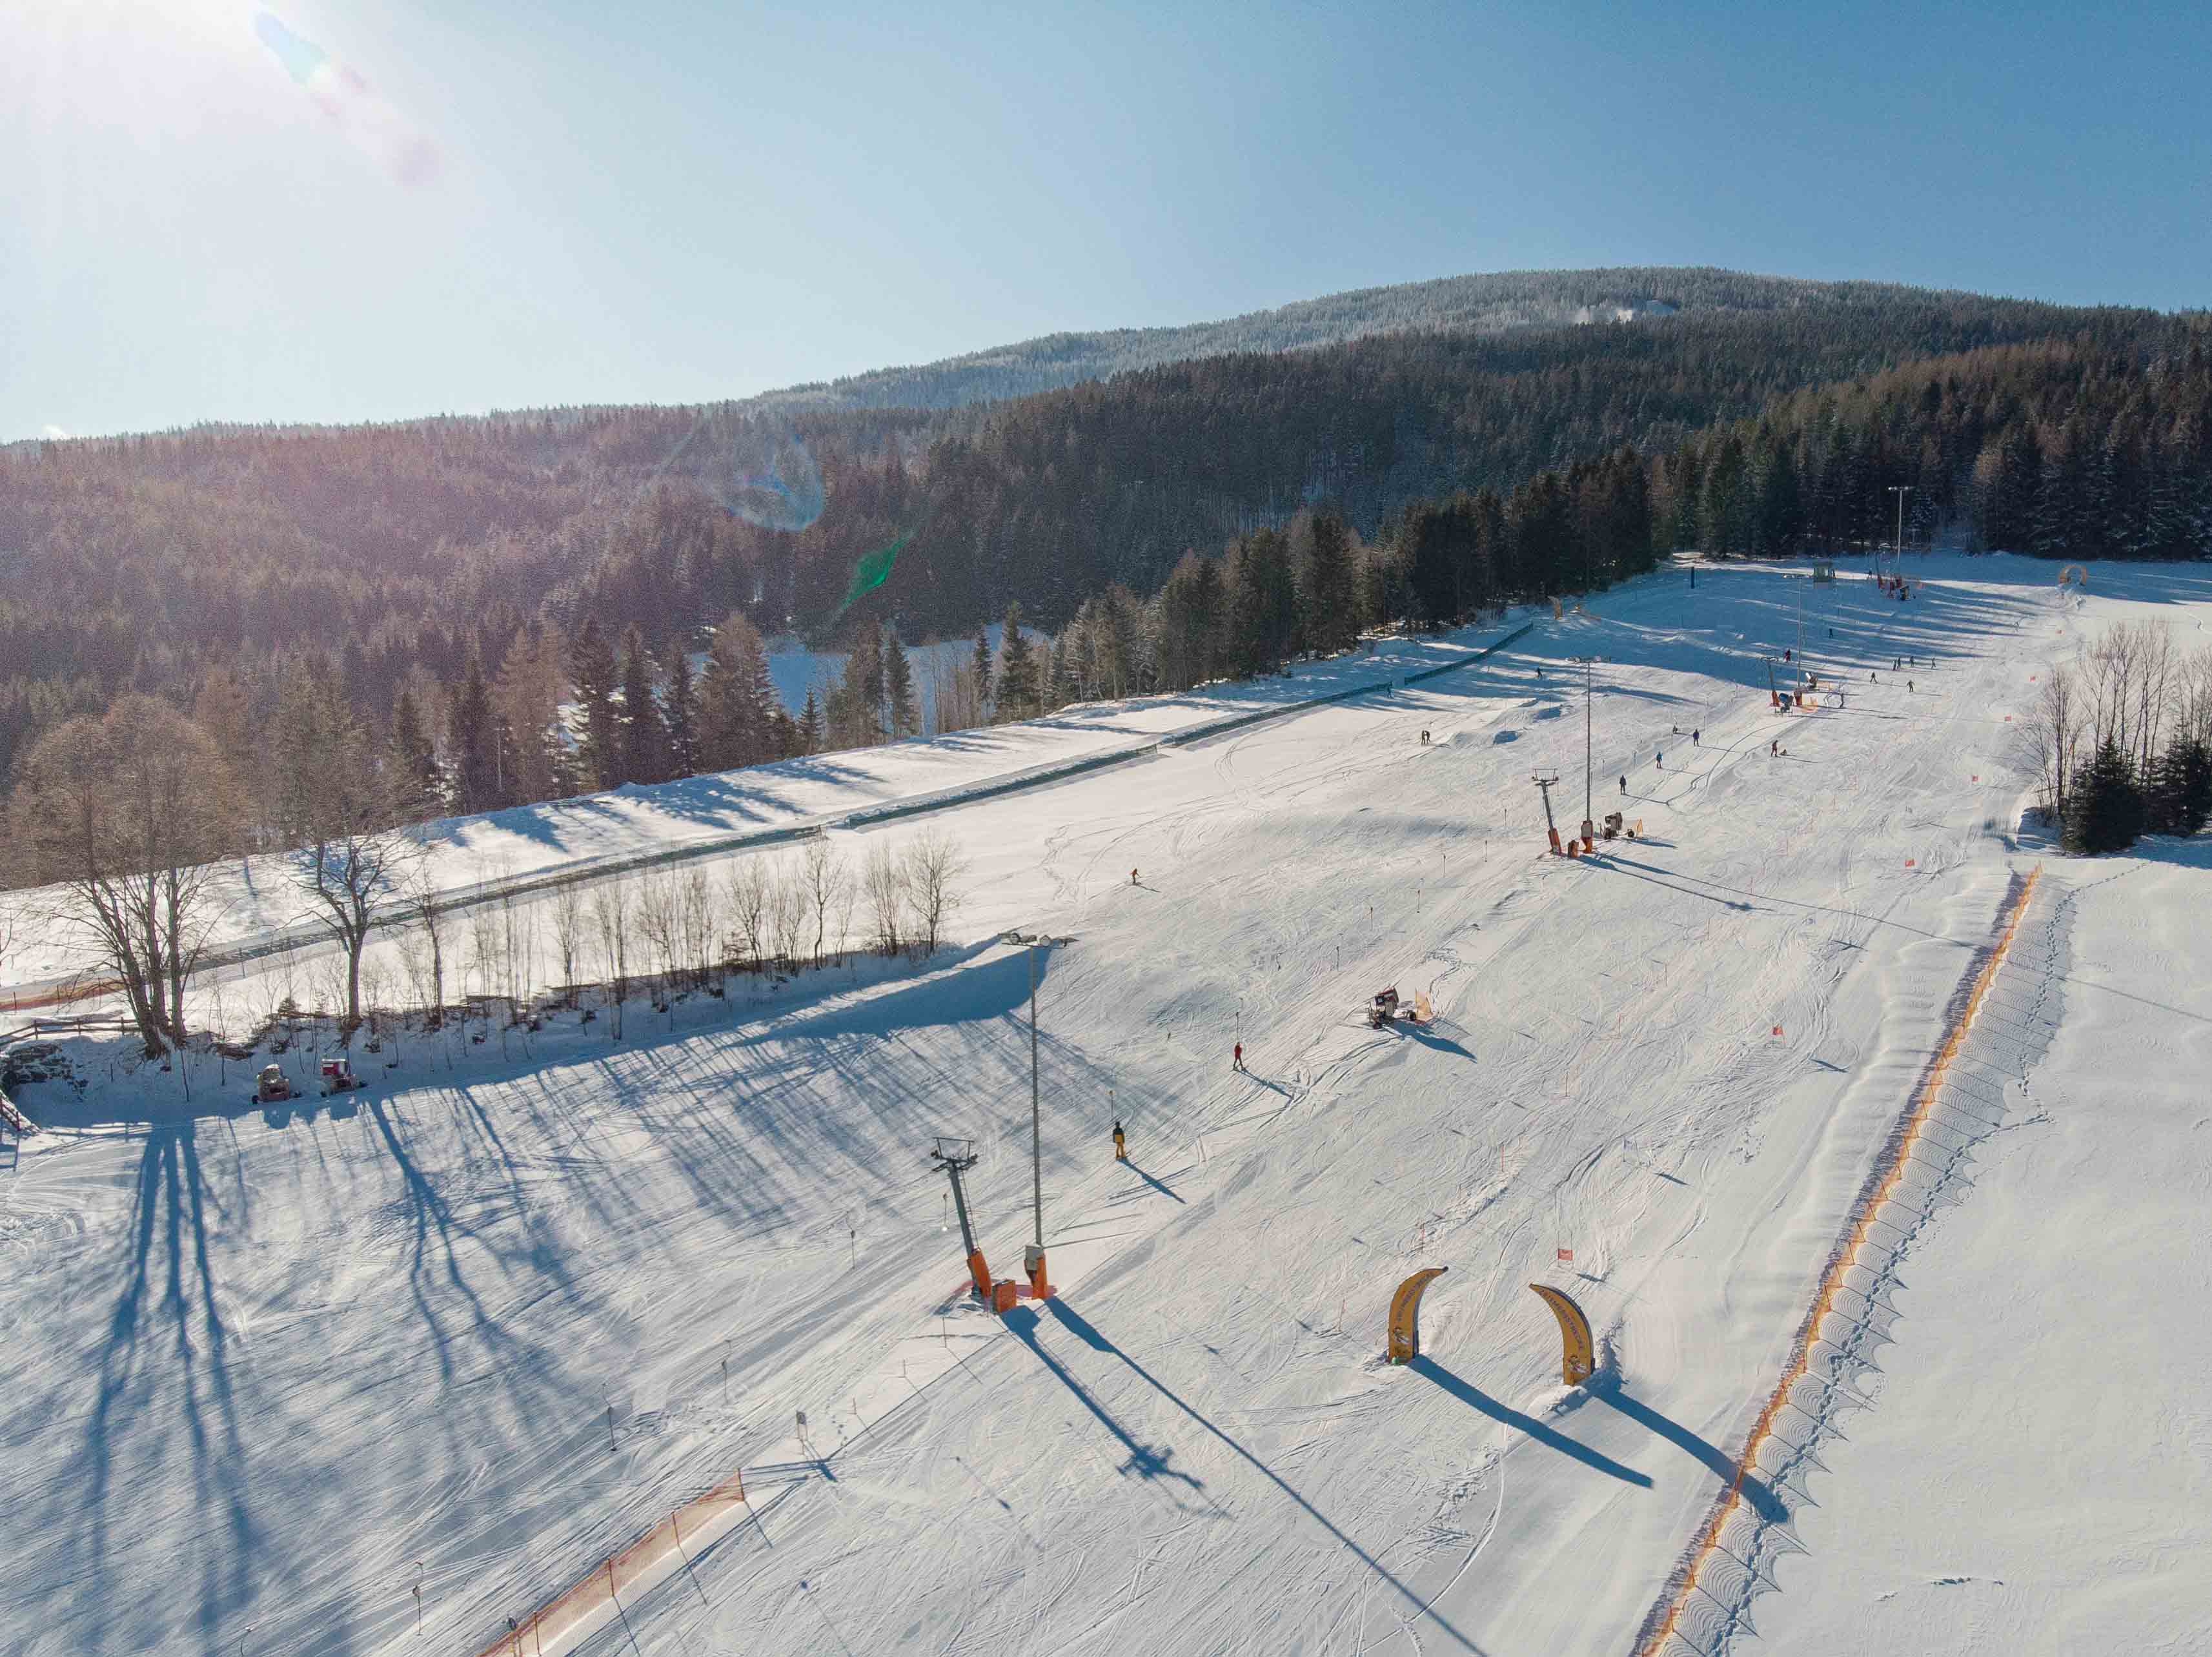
[754,267,1976,412]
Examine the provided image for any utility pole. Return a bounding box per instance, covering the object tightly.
[1029,946,1040,1273]
[1570,655,1598,830]
[1002,931,1066,1299]
[1887,485,1913,576]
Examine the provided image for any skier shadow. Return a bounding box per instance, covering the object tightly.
[1035,1300,1490,1652]
[1593,1386,1788,1523]
[1126,1161,1186,1204]
[1407,1357,1651,1488]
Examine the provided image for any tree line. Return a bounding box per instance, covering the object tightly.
[0,285,2143,788]
[2021,622,2212,853]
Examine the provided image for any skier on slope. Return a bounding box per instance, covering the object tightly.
[1656,751,1663,769]
[1113,1119,1127,1162]
[1233,1042,1244,1072]
[1620,775,1628,794]
[1131,868,1139,886]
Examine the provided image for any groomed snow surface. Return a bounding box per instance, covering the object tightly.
[5,555,2209,1656]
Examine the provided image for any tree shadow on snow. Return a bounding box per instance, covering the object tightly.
[70,1124,256,1651]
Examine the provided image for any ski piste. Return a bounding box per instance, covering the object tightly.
[5,555,2208,1656]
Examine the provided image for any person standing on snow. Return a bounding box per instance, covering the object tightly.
[1656,751,1663,769]
[1619,775,1627,794]
[1233,1042,1244,1072]
[1113,1119,1127,1162]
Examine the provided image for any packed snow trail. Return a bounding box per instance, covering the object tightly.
[5,557,2206,1656]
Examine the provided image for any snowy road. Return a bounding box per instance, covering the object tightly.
[6,556,2209,1656]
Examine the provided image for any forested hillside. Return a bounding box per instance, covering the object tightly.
[4,270,2208,869]
[762,266,1932,411]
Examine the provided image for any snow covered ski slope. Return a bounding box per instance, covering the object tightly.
[5,555,2209,1657]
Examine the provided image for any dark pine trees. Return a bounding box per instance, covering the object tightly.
[2146,733,2212,837]
[2064,738,2147,854]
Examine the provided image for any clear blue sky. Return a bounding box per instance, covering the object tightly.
[8,0,2209,441]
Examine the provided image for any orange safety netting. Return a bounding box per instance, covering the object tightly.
[469,1474,747,1657]
[1634,866,2040,1656]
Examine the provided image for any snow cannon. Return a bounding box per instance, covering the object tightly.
[1368,987,1401,1029]
[320,1057,363,1096]
[254,1064,293,1104]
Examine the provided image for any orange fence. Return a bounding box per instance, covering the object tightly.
[469,1474,747,1657]
[1632,866,2040,1656]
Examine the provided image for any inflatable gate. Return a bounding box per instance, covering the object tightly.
[1384,1270,1595,1385]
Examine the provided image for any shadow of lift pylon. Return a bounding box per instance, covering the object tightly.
[1385,1268,1595,1387]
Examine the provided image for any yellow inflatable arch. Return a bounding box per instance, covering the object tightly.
[1385,1267,1448,1365]
[1528,1283,1595,1386]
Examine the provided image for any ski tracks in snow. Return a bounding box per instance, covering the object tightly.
[1639,869,2070,1657]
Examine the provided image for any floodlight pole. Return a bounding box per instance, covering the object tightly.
[1887,485,1913,573]
[1028,944,1040,1256]
[1004,931,1059,1297]
[1570,656,1598,825]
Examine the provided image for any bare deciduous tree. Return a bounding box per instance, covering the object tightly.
[8,696,235,1055]
[401,864,452,1027]
[589,879,633,1035]
[272,663,427,1039]
[2021,665,2087,824]
[861,844,908,955]
[467,892,505,1010]
[678,866,718,989]
[801,837,849,964]
[635,869,682,991]
[767,861,809,966]
[724,859,770,969]
[902,829,968,954]
[550,880,585,995]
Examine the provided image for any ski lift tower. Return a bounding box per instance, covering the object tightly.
[929,1137,992,1299]
[1532,772,1564,855]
